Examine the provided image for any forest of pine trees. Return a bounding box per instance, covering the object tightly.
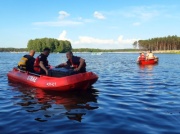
[133,35,180,51]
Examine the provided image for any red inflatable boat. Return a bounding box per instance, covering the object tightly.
[137,58,158,65]
[7,68,98,91]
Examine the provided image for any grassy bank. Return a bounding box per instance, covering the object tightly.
[152,50,180,54]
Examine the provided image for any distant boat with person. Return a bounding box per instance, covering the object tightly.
[137,51,158,65]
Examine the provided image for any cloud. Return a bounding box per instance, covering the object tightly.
[74,36,114,44]
[33,10,106,27]
[57,31,138,49]
[58,11,70,19]
[58,30,68,40]
[94,11,106,19]
[72,35,138,49]
[33,20,82,27]
[122,6,161,21]
[133,22,141,26]
[117,36,138,45]
[33,11,83,27]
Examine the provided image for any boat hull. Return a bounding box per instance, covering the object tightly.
[137,58,158,65]
[7,68,98,91]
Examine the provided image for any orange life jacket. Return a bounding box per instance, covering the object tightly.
[34,55,49,73]
[139,55,145,61]
[34,56,40,72]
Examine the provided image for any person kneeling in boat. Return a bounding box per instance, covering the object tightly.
[34,48,51,75]
[18,50,35,72]
[56,51,86,73]
[137,52,145,63]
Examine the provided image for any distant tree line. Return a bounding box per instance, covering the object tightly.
[0,47,138,53]
[0,47,27,52]
[133,35,180,50]
[27,38,72,53]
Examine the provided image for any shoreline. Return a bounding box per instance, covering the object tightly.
[152,50,180,54]
[74,50,180,54]
[1,50,180,54]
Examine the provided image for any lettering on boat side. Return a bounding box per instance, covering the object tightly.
[46,82,56,86]
[27,76,37,82]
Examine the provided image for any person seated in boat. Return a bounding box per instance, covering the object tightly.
[145,51,149,58]
[18,50,35,72]
[56,51,86,73]
[34,47,50,75]
[137,52,145,62]
[146,50,155,60]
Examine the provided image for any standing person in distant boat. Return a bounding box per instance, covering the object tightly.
[56,51,86,73]
[18,50,35,72]
[34,48,50,75]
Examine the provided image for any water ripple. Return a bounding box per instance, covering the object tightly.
[0,53,180,133]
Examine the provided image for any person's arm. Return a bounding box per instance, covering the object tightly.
[146,54,148,60]
[55,62,67,68]
[74,58,85,71]
[39,61,48,75]
[137,56,140,62]
[152,53,155,58]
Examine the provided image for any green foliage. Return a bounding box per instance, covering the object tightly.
[133,41,138,49]
[0,47,27,52]
[135,35,180,50]
[27,38,72,53]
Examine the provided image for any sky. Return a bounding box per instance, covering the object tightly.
[0,0,180,49]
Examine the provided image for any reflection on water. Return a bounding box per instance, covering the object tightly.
[2,53,180,133]
[138,64,158,71]
[9,82,99,122]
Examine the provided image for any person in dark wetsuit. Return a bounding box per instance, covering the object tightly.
[18,50,35,72]
[34,48,50,75]
[56,51,86,73]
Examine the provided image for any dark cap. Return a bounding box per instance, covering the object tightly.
[43,47,50,52]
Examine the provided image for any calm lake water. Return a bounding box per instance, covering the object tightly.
[0,52,180,134]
